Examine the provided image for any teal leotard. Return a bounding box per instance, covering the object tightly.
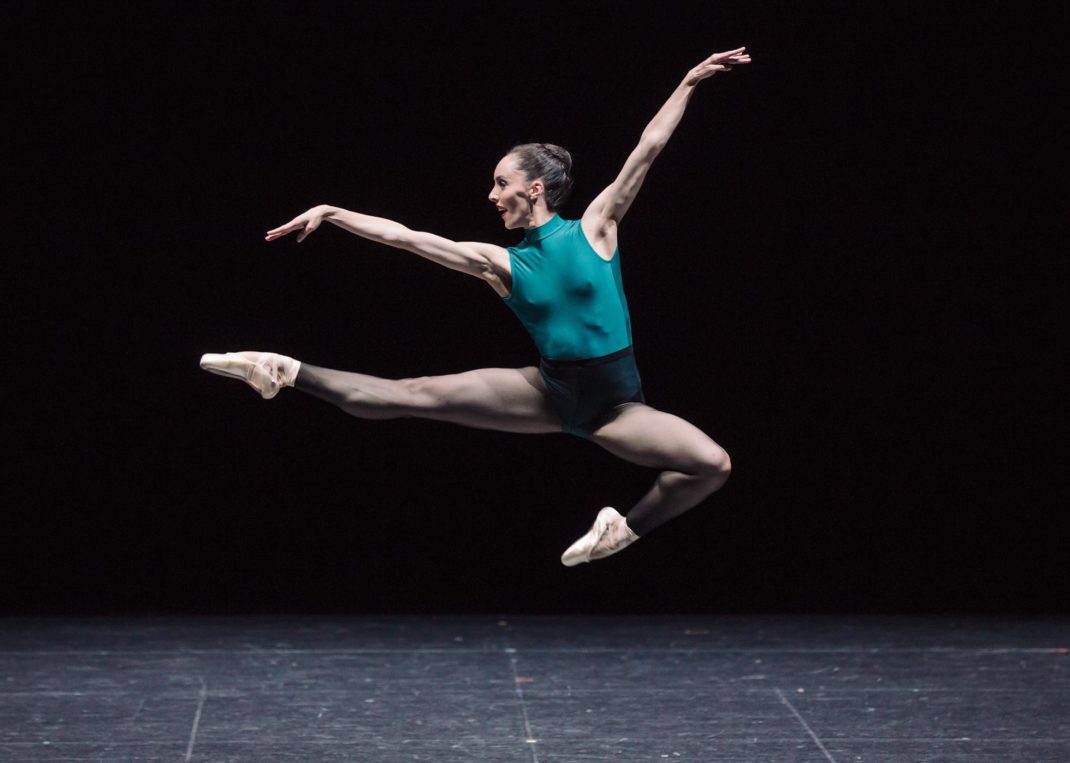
[502,214,632,361]
[502,214,644,438]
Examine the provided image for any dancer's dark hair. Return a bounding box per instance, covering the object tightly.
[509,143,574,211]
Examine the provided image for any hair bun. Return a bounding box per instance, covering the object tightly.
[542,143,572,173]
[508,142,575,211]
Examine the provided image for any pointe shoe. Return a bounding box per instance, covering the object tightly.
[199,351,300,399]
[561,507,639,567]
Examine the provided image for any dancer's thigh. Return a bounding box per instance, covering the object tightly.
[406,366,562,434]
[590,403,730,474]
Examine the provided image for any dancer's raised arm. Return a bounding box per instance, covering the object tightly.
[583,47,751,235]
[266,205,510,289]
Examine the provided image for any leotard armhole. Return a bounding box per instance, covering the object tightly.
[501,246,517,301]
[576,219,619,263]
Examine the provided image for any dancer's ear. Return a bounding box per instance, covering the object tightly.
[528,180,544,204]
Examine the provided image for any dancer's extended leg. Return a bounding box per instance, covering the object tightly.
[591,404,731,537]
[201,350,559,433]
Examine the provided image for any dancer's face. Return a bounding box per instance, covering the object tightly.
[488,154,541,230]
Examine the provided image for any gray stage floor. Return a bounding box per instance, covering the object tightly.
[0,615,1067,762]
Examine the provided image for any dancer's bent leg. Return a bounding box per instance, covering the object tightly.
[590,404,731,537]
[295,363,561,434]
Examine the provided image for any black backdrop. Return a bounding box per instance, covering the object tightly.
[5,1,1063,613]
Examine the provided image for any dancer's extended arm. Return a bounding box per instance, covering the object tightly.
[583,47,751,234]
[266,205,510,290]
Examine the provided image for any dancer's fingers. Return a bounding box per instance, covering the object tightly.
[266,220,302,240]
[707,46,745,62]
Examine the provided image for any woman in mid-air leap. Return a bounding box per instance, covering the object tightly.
[201,47,751,566]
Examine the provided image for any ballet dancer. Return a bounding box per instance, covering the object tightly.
[201,47,751,565]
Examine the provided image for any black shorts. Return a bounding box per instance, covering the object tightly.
[539,345,646,439]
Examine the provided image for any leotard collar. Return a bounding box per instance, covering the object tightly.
[521,214,566,244]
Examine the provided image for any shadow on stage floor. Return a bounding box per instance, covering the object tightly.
[1,615,1067,761]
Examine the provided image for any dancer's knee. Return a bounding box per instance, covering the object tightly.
[691,444,732,481]
[399,375,451,413]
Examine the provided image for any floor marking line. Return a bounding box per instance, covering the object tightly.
[505,648,540,763]
[776,688,837,763]
[184,677,207,763]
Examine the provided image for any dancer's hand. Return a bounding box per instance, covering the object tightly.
[266,205,330,243]
[683,47,751,86]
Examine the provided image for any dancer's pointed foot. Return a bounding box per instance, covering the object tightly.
[199,351,301,399]
[561,507,639,566]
